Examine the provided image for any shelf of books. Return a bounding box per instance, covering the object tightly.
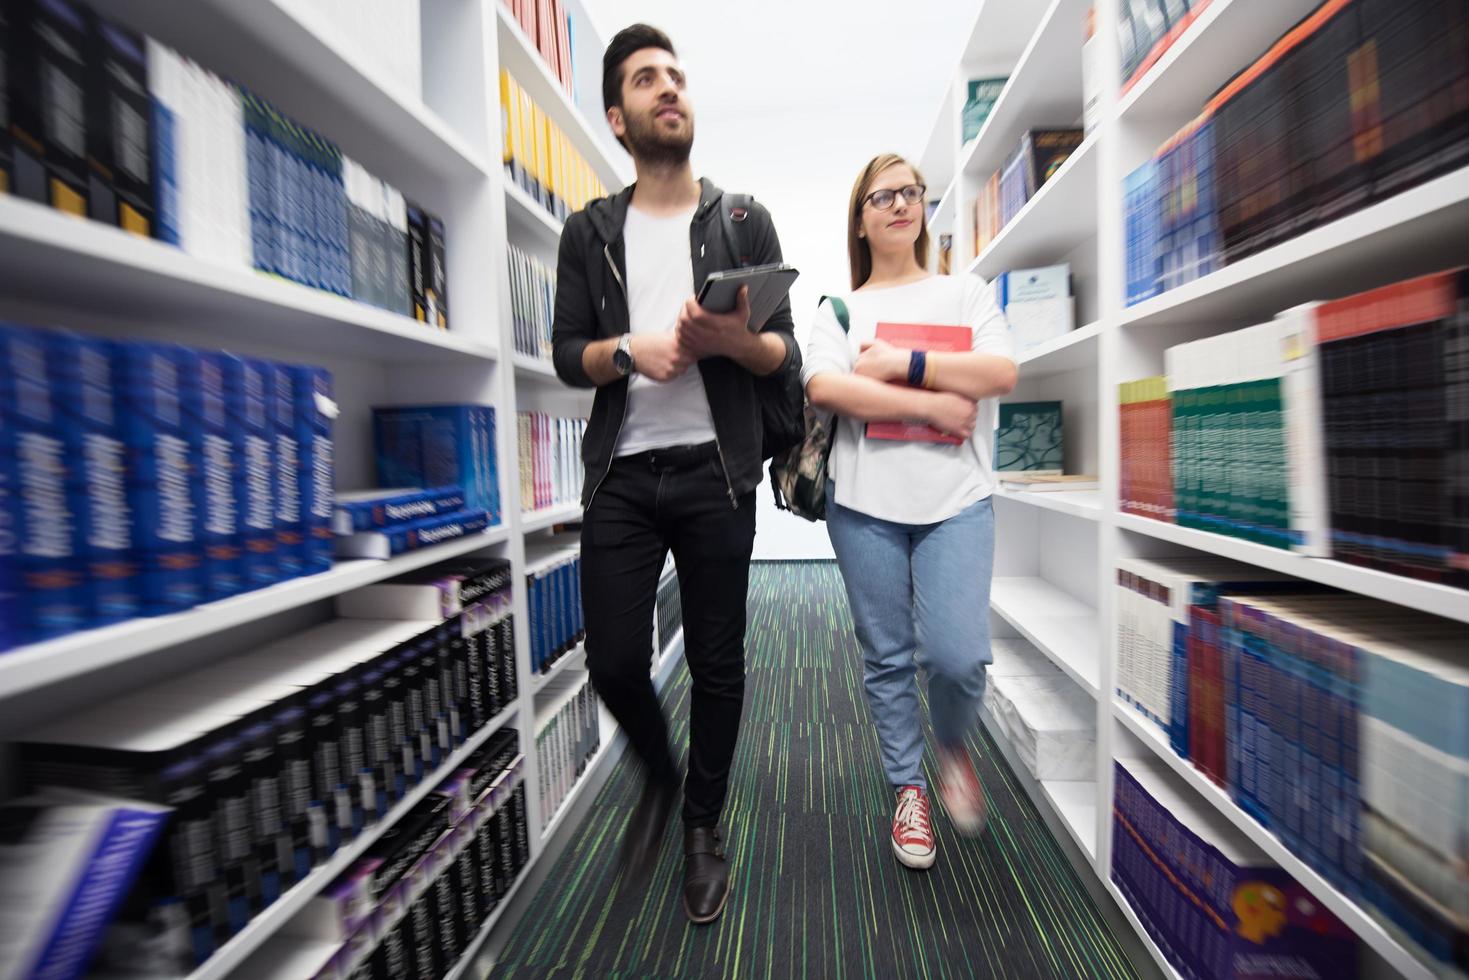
[0,197,499,364]
[188,703,522,980]
[926,0,1469,976]
[494,2,629,192]
[0,528,511,704]
[0,0,633,976]
[1114,702,1437,980]
[967,133,1099,281]
[958,0,1089,184]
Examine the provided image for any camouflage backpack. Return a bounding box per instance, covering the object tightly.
[768,297,850,521]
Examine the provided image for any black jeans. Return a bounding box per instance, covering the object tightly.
[580,442,756,828]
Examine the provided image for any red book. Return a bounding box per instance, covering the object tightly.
[864,322,972,445]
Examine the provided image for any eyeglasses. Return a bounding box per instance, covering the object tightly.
[863,183,926,212]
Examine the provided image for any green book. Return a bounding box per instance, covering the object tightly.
[996,401,1063,474]
[962,77,1008,144]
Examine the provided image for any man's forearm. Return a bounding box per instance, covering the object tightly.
[580,337,624,387]
[729,331,787,377]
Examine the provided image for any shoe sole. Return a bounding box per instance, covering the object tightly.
[684,881,731,925]
[892,837,936,870]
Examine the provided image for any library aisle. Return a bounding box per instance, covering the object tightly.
[491,563,1142,980]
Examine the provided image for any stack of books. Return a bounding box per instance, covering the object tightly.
[995,262,1075,354]
[1164,314,1329,554]
[1115,557,1469,975]
[1118,0,1212,95]
[1315,269,1467,587]
[1123,0,1469,306]
[998,474,1098,493]
[354,404,503,560]
[1112,757,1358,980]
[518,411,585,513]
[1117,376,1172,520]
[500,0,577,97]
[974,129,1084,258]
[5,0,453,327]
[287,730,529,979]
[501,69,608,224]
[508,242,557,361]
[1119,269,1468,588]
[535,674,602,830]
[16,565,516,971]
[1,326,335,650]
[525,538,584,675]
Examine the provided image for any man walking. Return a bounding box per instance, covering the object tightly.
[551,24,799,924]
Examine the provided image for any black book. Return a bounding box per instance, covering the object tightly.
[84,9,153,234]
[427,213,449,330]
[10,0,89,213]
[407,201,430,324]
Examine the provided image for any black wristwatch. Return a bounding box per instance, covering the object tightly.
[613,334,635,376]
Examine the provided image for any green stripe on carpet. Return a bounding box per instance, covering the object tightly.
[493,562,1141,979]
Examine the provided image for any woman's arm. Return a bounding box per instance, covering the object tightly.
[806,373,979,439]
[852,339,1017,401]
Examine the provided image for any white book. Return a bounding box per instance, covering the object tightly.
[1275,304,1331,556]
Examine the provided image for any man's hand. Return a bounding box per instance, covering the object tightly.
[675,287,755,361]
[630,332,694,383]
[854,338,909,384]
[924,391,979,440]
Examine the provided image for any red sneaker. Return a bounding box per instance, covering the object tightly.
[892,785,936,869]
[937,745,988,837]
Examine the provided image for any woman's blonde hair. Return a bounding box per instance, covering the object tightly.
[847,153,930,290]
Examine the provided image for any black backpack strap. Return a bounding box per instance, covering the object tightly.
[719,192,756,268]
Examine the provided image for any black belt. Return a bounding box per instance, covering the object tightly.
[620,441,720,473]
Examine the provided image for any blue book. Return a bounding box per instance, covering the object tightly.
[293,366,336,574]
[115,342,204,614]
[333,508,490,560]
[373,405,499,515]
[221,355,279,587]
[1189,118,1221,284]
[332,485,466,535]
[242,91,276,275]
[2,326,88,640]
[1123,159,1161,306]
[49,332,140,625]
[0,788,171,980]
[190,353,244,600]
[270,365,305,580]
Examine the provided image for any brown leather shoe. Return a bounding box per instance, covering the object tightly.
[683,827,730,924]
[618,774,679,884]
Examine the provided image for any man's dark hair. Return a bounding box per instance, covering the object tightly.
[602,23,676,116]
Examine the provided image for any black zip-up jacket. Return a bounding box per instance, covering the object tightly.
[551,177,800,509]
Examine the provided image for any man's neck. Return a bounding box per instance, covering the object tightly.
[629,158,700,216]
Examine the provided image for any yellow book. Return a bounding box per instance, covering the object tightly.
[499,69,513,168]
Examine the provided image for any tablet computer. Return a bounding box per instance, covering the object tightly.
[697,263,800,331]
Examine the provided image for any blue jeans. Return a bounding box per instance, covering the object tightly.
[825,484,995,791]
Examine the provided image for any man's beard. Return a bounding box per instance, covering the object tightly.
[623,107,693,167]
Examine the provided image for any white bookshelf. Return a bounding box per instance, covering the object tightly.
[0,1,652,978]
[919,0,1469,975]
[187,703,520,980]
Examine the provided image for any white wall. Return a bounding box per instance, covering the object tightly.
[579,2,977,557]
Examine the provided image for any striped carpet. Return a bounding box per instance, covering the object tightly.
[493,562,1141,980]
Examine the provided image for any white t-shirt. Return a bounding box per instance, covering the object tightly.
[615,204,717,457]
[801,273,1015,525]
